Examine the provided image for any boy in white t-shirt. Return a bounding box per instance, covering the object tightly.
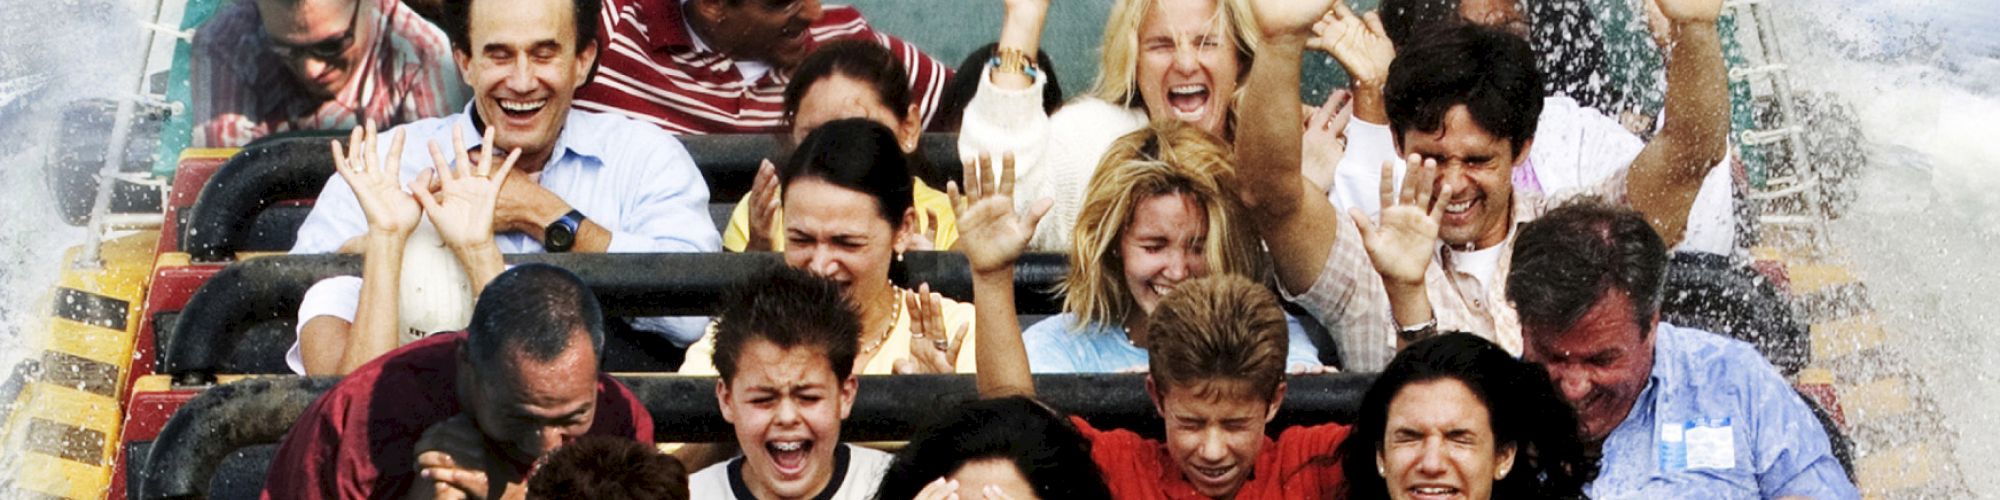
[689,266,893,500]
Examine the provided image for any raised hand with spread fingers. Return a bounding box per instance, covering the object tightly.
[952,151,1050,399]
[332,122,419,240]
[416,124,519,291]
[895,283,972,374]
[1307,1,1394,123]
[1348,154,1447,341]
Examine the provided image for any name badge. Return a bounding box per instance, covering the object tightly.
[1659,418,1735,471]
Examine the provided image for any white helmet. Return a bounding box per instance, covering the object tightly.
[397,219,475,344]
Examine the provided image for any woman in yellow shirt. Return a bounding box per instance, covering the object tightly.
[723,40,957,253]
[683,118,976,376]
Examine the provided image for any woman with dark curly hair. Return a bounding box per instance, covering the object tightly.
[872,396,1111,500]
[1341,333,1598,500]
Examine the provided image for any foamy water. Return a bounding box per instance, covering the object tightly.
[1,0,1997,496]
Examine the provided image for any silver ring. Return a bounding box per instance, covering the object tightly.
[932,339,950,351]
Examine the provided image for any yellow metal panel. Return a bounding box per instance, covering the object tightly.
[130,374,174,394]
[154,251,191,269]
[43,319,132,369]
[12,452,111,499]
[179,147,240,161]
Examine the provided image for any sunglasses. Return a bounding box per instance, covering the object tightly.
[263,2,362,63]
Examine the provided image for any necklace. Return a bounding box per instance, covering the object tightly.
[857,288,903,359]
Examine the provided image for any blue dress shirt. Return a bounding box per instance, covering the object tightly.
[1587,323,1860,499]
[290,107,722,344]
[1022,312,1325,373]
[292,106,720,254]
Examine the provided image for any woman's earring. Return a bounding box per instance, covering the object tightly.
[896,251,905,262]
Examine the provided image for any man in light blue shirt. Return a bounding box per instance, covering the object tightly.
[288,0,719,375]
[1507,202,1857,499]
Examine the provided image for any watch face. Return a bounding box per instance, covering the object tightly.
[546,222,576,251]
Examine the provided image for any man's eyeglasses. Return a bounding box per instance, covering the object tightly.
[263,2,362,63]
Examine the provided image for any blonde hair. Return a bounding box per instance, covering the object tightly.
[1060,120,1266,329]
[1148,274,1289,401]
[1086,0,1262,110]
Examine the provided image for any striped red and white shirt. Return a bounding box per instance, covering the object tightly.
[189,0,466,148]
[577,0,950,135]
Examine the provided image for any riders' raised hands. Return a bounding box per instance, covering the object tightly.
[1350,155,1450,290]
[895,283,972,374]
[949,152,1051,275]
[1249,0,1338,39]
[332,122,419,239]
[1308,2,1394,88]
[417,124,520,254]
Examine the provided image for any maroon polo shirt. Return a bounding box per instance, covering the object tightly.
[260,332,653,499]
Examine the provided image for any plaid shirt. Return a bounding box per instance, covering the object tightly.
[189,0,465,148]
[1288,172,1629,372]
[576,0,950,134]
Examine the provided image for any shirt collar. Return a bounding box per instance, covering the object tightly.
[456,103,607,169]
[644,0,699,52]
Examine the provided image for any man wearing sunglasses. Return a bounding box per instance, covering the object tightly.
[191,0,468,147]
[573,0,951,134]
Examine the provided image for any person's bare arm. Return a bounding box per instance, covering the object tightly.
[1236,0,1342,293]
[952,153,1049,399]
[323,124,420,374]
[416,126,520,296]
[1624,0,1728,247]
[989,0,1049,89]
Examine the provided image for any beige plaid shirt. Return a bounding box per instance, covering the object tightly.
[1286,173,1628,372]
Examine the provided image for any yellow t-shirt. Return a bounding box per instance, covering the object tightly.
[722,177,959,252]
[679,290,978,375]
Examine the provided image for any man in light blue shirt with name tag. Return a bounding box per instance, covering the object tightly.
[1507,202,1858,499]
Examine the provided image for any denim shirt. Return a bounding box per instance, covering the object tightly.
[1588,323,1860,499]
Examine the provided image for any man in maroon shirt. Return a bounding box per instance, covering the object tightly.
[260,264,654,500]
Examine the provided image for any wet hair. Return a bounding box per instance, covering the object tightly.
[1147,275,1288,402]
[441,0,602,56]
[873,396,1113,500]
[1383,23,1544,155]
[466,264,605,373]
[1507,198,1669,339]
[933,43,1064,132]
[1341,333,1597,499]
[528,436,690,500]
[779,118,916,232]
[1376,0,1618,110]
[712,265,862,384]
[1062,120,1264,329]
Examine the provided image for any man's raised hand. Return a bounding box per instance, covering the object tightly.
[1654,0,1722,25]
[1250,0,1338,38]
[1349,155,1450,289]
[333,122,421,238]
[418,124,519,254]
[949,152,1050,275]
[1307,2,1394,86]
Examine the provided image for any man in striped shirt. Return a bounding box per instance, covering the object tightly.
[190,0,468,148]
[576,0,950,134]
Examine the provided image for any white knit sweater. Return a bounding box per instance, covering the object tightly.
[956,67,1150,252]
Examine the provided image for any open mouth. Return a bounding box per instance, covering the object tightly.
[1409,484,1463,500]
[1167,84,1211,121]
[1441,194,1480,226]
[767,439,814,477]
[1149,282,1177,299]
[1188,463,1236,488]
[498,98,547,119]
